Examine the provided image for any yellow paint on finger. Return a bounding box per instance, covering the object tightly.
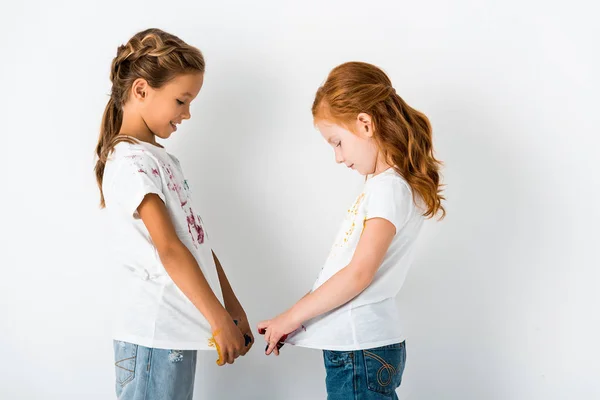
[208,329,223,365]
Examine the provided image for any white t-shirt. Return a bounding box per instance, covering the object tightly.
[102,140,223,350]
[287,168,424,351]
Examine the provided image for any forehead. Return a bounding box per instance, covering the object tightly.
[162,72,204,96]
[316,120,351,141]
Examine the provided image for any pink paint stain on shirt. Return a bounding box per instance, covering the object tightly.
[186,208,205,247]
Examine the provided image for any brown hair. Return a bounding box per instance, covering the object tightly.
[312,62,445,219]
[94,28,205,207]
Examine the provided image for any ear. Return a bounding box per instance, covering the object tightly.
[131,78,149,101]
[356,113,374,138]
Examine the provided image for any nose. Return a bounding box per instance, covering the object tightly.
[181,106,191,120]
[334,148,344,164]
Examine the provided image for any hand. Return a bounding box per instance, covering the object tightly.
[211,312,246,366]
[257,311,301,356]
[231,312,254,355]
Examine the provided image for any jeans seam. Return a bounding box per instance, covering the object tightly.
[143,348,153,399]
[353,351,359,400]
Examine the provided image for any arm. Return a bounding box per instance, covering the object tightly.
[258,218,396,354]
[213,251,245,315]
[213,251,254,353]
[138,194,245,365]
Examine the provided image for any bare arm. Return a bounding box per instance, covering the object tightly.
[213,251,254,353]
[258,218,396,354]
[213,252,244,315]
[138,194,245,364]
[290,218,395,322]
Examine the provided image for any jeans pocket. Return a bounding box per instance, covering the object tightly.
[323,350,355,399]
[324,349,353,367]
[114,341,138,388]
[362,343,406,396]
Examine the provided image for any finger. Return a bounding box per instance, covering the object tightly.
[274,347,280,356]
[266,339,278,355]
[214,343,225,366]
[226,350,235,365]
[216,352,225,366]
[266,331,282,355]
[263,330,270,353]
[240,340,249,356]
[257,321,269,333]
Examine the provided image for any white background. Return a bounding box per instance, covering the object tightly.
[1,0,598,399]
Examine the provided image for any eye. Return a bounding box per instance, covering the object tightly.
[176,99,185,105]
[336,141,341,147]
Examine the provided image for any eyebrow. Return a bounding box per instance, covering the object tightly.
[181,92,193,98]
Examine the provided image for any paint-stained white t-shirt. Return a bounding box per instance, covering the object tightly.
[103,140,223,350]
[287,168,424,350]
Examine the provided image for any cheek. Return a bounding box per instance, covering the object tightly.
[356,142,376,166]
[369,145,379,165]
[157,107,175,124]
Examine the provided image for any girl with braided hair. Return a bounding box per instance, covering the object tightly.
[95,28,252,400]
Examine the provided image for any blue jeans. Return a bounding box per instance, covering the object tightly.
[113,340,197,400]
[323,342,407,400]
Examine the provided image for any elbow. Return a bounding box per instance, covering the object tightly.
[157,241,186,267]
[350,267,375,292]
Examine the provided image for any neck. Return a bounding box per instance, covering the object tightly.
[371,152,392,176]
[119,110,157,145]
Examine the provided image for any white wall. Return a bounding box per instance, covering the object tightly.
[1,0,598,399]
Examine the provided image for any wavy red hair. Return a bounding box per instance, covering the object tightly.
[313,62,445,219]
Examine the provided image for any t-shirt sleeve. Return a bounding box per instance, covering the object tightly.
[108,152,166,218]
[364,177,413,233]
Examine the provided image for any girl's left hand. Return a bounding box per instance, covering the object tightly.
[257,312,301,356]
[232,314,254,355]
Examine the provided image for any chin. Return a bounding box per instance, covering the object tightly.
[156,132,172,140]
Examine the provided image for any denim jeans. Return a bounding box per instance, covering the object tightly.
[113,340,197,400]
[323,342,406,400]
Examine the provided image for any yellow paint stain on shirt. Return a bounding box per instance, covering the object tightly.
[340,193,365,245]
[328,192,366,259]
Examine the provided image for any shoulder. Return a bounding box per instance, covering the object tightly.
[103,142,164,189]
[107,142,161,169]
[366,169,412,200]
[167,153,182,168]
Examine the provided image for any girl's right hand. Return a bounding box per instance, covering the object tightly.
[212,313,246,366]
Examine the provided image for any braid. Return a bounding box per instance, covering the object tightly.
[95,28,205,207]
